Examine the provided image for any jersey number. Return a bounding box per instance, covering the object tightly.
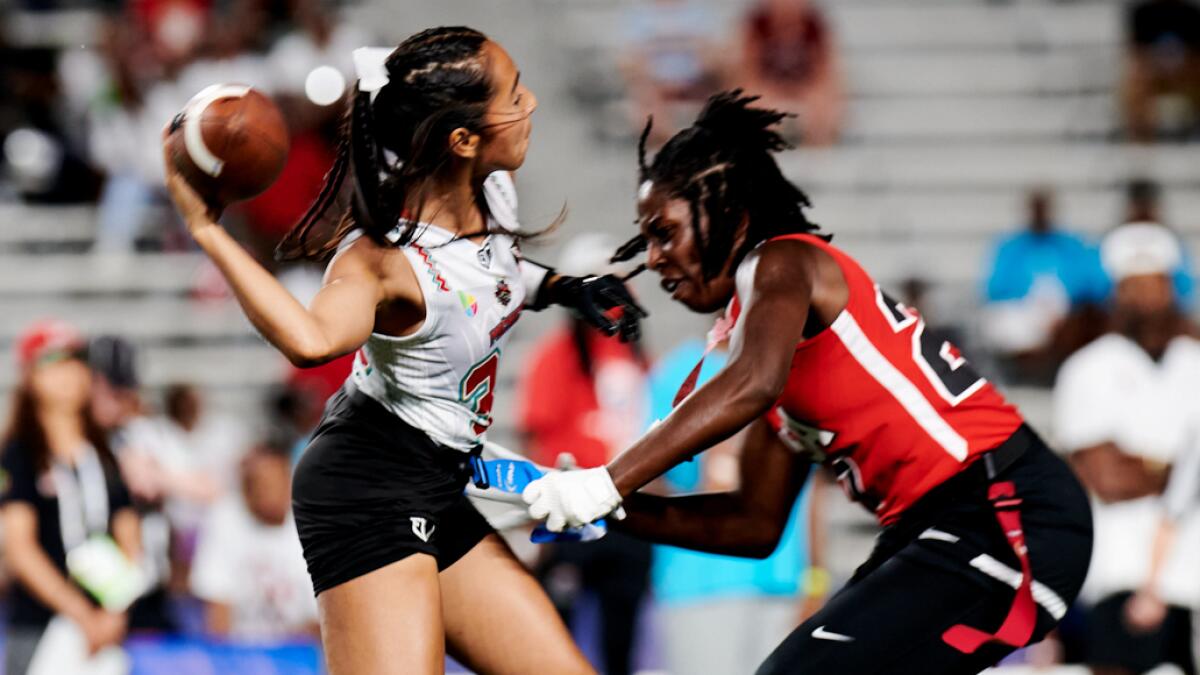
[460,350,500,435]
[876,289,984,406]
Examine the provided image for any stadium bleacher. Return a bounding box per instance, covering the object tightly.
[1,0,1197,438]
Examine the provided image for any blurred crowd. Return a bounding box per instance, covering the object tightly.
[1,0,1200,674]
[1,0,367,264]
[1,321,325,674]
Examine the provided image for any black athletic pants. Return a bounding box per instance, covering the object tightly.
[758,428,1093,675]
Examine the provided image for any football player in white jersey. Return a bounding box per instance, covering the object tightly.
[162,27,642,675]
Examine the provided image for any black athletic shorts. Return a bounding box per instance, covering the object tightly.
[292,385,494,596]
[758,426,1094,675]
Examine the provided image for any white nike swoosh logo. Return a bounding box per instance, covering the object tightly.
[812,625,855,642]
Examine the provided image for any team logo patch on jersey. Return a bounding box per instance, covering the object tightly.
[495,279,512,306]
[477,241,493,269]
[458,291,478,317]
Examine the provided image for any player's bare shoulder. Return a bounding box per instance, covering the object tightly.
[738,237,822,297]
[325,234,421,307]
[740,237,846,321]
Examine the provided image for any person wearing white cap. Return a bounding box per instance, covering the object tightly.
[1055,221,1200,675]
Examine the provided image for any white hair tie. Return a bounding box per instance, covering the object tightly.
[352,47,393,100]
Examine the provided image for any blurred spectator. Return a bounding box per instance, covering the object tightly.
[1,321,139,675]
[981,188,1108,385]
[86,15,173,254]
[266,0,366,100]
[262,383,323,462]
[0,42,102,203]
[518,234,652,675]
[241,0,370,261]
[1122,0,1200,142]
[86,1,281,255]
[89,337,219,633]
[1110,178,1195,306]
[735,0,844,145]
[189,442,317,642]
[1125,424,1200,644]
[160,382,251,499]
[1055,223,1200,675]
[620,0,725,143]
[647,336,819,675]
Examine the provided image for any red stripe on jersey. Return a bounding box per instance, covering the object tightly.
[737,234,1023,525]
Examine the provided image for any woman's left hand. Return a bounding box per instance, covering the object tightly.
[551,275,647,342]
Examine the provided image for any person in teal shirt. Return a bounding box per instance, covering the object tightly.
[648,338,821,675]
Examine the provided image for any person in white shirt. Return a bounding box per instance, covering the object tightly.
[190,443,317,642]
[1054,222,1200,675]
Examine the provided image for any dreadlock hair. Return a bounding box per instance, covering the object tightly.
[277,27,538,261]
[611,90,819,280]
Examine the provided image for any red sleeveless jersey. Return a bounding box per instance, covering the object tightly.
[730,234,1023,525]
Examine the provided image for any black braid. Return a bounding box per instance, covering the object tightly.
[620,89,820,279]
[610,232,647,263]
[274,109,352,261]
[637,116,653,178]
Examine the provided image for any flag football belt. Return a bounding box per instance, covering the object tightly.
[940,426,1037,654]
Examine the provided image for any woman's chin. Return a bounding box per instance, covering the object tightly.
[677,293,720,314]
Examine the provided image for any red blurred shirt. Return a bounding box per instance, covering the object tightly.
[518,325,649,469]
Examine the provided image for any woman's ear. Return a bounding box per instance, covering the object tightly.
[449,127,481,159]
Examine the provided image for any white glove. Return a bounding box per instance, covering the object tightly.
[522,466,625,532]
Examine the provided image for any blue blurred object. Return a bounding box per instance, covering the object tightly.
[479,457,544,493]
[475,457,610,543]
[128,637,322,675]
[983,230,1109,306]
[531,520,608,543]
[648,340,811,604]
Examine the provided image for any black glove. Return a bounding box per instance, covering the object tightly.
[550,274,648,342]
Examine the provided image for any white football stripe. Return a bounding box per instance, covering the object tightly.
[183,84,251,178]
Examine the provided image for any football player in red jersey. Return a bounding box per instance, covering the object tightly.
[523,92,1093,675]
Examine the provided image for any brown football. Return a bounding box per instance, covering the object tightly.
[166,84,289,207]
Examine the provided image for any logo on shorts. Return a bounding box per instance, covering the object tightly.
[410,517,436,543]
[811,625,855,643]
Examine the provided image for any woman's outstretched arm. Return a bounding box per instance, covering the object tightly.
[163,142,390,368]
[606,239,818,495]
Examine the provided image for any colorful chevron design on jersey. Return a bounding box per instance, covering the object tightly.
[412,245,450,292]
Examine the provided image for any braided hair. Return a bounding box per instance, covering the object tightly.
[612,90,819,279]
[277,27,515,261]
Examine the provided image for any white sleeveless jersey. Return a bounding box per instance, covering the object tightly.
[345,172,542,451]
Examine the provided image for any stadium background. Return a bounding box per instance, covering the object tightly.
[0,0,1196,673]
